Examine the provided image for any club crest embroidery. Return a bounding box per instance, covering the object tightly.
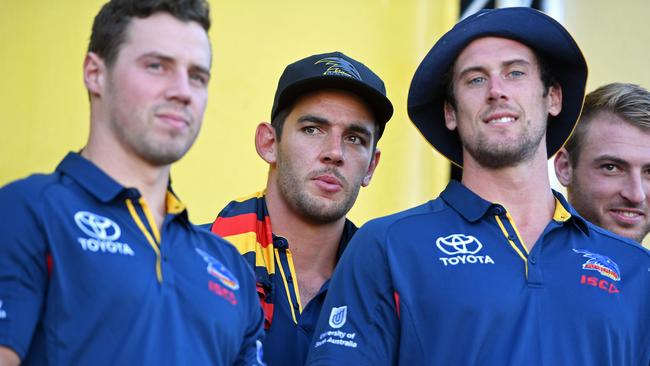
[328,306,348,329]
[195,248,240,290]
[315,57,362,80]
[573,249,621,281]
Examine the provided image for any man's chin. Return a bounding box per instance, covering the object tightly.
[608,225,648,243]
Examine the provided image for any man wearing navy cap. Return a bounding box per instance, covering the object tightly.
[308,8,650,365]
[208,52,392,365]
[0,1,265,365]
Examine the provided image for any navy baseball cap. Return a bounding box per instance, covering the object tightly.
[408,7,588,167]
[271,51,394,139]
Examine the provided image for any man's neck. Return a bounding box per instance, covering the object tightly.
[82,138,170,230]
[265,183,345,305]
[462,153,555,251]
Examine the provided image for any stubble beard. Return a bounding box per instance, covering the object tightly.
[568,182,650,243]
[462,118,546,169]
[276,148,360,224]
[107,84,199,166]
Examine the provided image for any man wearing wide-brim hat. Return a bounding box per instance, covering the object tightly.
[307,7,650,366]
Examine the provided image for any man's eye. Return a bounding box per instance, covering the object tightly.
[508,70,525,78]
[347,135,365,145]
[468,76,486,85]
[190,73,208,87]
[303,127,318,134]
[147,62,163,71]
[601,164,618,172]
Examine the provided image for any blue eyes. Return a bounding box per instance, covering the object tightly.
[466,70,525,86]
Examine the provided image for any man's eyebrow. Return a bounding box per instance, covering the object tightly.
[347,123,373,138]
[593,155,630,168]
[297,114,329,125]
[138,52,211,77]
[296,114,373,138]
[502,58,531,68]
[457,58,531,79]
[457,66,486,80]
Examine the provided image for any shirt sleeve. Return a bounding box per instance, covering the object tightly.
[306,220,399,365]
[234,262,266,366]
[0,182,49,360]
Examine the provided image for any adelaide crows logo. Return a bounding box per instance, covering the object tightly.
[315,57,362,80]
[573,249,621,281]
[195,248,240,290]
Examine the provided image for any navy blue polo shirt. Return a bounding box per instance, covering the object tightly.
[307,181,650,365]
[207,193,357,366]
[263,221,356,366]
[0,153,265,365]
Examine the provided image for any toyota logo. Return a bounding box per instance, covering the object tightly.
[436,234,482,255]
[74,211,121,241]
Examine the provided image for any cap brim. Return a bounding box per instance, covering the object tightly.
[276,75,394,138]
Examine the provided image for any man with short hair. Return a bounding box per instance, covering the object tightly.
[209,51,392,366]
[0,1,264,365]
[307,8,650,365]
[555,82,650,243]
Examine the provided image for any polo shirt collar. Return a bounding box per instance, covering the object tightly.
[552,190,590,236]
[441,180,590,236]
[57,152,127,203]
[336,218,358,260]
[440,180,493,222]
[56,152,190,222]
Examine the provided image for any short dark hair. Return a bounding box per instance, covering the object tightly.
[88,0,210,68]
[444,47,557,110]
[564,82,650,167]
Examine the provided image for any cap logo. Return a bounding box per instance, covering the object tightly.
[315,57,362,80]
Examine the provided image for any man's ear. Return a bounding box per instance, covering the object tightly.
[255,122,278,164]
[553,147,573,187]
[444,101,458,131]
[548,83,563,117]
[84,52,106,98]
[361,148,381,187]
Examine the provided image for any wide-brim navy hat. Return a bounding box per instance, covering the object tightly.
[408,7,588,167]
[271,51,394,139]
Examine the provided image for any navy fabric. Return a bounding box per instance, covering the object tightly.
[307,181,650,365]
[0,153,265,365]
[254,221,356,366]
[271,51,393,138]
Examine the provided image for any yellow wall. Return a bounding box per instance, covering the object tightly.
[564,0,650,92]
[0,0,454,226]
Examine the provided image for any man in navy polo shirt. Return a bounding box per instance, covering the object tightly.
[0,1,264,365]
[208,52,392,366]
[308,7,650,366]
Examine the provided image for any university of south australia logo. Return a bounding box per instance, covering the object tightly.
[74,211,134,256]
[328,306,348,329]
[435,233,494,266]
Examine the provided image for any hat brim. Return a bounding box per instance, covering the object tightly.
[275,76,394,139]
[407,7,588,167]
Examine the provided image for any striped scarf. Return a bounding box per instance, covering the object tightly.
[209,191,275,329]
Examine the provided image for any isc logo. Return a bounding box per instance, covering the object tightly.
[580,275,619,294]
